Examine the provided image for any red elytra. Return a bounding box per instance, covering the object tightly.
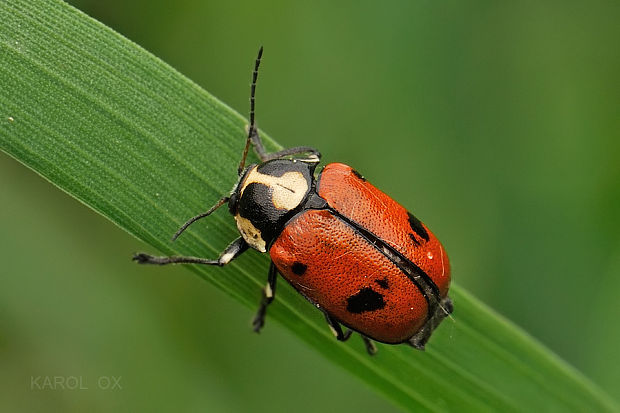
[271,163,450,344]
[134,48,452,354]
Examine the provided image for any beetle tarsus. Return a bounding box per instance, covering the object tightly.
[361,335,378,355]
[132,253,220,266]
[132,253,155,264]
[252,308,266,333]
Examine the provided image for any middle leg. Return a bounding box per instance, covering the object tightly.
[252,261,279,332]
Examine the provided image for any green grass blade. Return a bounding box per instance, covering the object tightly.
[0,0,617,411]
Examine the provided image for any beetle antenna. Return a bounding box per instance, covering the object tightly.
[238,46,263,175]
[171,196,230,241]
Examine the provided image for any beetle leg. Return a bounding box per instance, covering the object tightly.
[245,127,321,163]
[408,296,453,350]
[252,261,278,333]
[133,237,248,266]
[262,145,321,163]
[324,314,378,355]
[323,313,353,342]
[361,335,378,356]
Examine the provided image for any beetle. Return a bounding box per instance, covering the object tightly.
[134,47,452,354]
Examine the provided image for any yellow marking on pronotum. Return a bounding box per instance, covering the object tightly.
[234,215,266,252]
[241,168,308,211]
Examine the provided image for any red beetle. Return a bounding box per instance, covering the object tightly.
[135,48,452,354]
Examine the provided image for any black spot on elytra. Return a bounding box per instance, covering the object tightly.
[375,278,389,289]
[346,288,385,314]
[408,212,430,242]
[408,232,420,246]
[351,169,366,181]
[291,262,307,276]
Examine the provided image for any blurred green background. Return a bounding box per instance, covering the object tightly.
[1,0,619,411]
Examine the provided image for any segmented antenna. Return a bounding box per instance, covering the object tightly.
[237,46,263,175]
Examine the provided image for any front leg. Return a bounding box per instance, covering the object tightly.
[133,237,248,266]
[252,261,278,332]
[248,127,321,163]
